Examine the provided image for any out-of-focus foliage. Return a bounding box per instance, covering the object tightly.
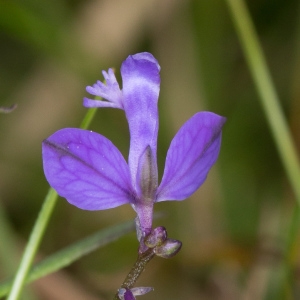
[0,0,300,299]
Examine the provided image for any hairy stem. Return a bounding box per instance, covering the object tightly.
[113,248,155,299]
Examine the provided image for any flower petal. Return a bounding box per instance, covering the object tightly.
[131,287,154,296]
[135,145,158,201]
[121,53,160,191]
[83,69,124,109]
[118,289,135,300]
[118,287,154,300]
[156,112,226,202]
[42,128,133,210]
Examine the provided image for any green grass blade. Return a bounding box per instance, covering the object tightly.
[225,0,300,203]
[225,0,300,297]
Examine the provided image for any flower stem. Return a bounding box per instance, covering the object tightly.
[113,248,155,300]
[6,108,97,300]
[6,188,58,300]
[225,0,300,204]
[225,0,300,296]
[80,107,97,130]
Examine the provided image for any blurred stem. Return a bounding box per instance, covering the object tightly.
[225,0,300,297]
[6,189,58,300]
[225,0,300,203]
[6,108,97,300]
[80,107,97,130]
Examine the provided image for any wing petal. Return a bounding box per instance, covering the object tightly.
[42,128,133,210]
[157,112,225,201]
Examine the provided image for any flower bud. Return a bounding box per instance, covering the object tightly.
[153,238,182,258]
[144,226,167,248]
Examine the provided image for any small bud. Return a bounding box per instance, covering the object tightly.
[144,226,167,248]
[154,238,182,258]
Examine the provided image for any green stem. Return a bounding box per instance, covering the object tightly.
[79,107,97,130]
[224,0,300,296]
[225,0,300,203]
[6,189,57,300]
[6,108,97,300]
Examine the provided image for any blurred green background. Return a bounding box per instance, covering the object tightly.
[1,0,300,299]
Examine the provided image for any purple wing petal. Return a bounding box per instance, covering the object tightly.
[42,128,133,210]
[121,52,161,191]
[156,112,226,202]
[83,69,124,109]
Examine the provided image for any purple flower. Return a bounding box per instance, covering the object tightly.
[42,53,225,238]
